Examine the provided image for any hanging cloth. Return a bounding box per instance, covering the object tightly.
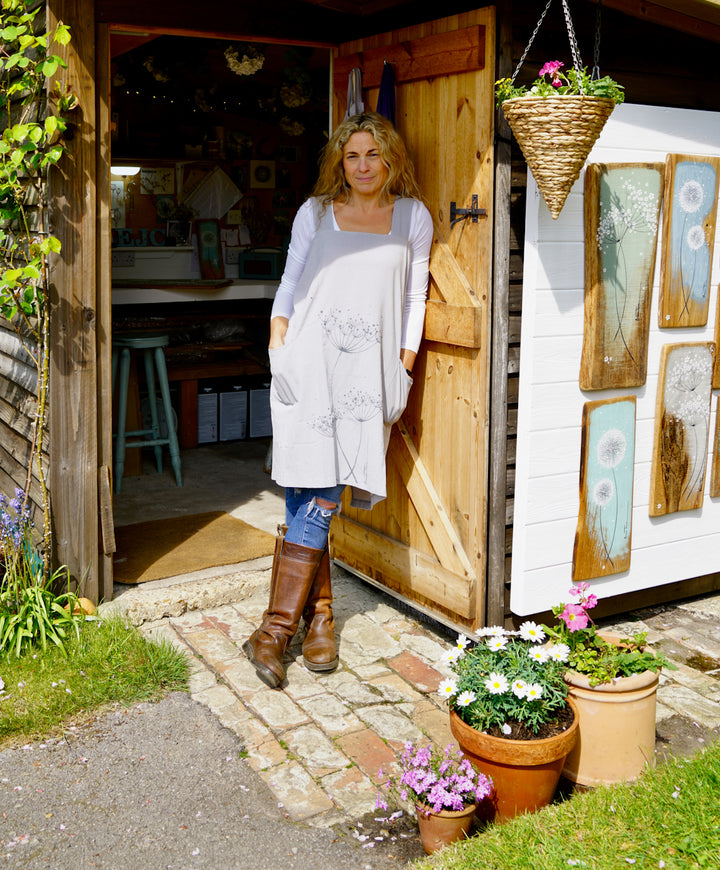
[376,62,396,125]
[344,67,364,119]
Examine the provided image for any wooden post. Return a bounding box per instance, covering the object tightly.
[96,21,115,598]
[48,0,101,599]
[487,0,513,626]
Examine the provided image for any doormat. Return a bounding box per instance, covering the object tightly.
[113,511,276,584]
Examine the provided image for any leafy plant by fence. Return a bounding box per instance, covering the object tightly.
[0,0,73,577]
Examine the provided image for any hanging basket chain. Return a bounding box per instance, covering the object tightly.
[592,0,602,80]
[562,0,585,92]
[510,0,586,94]
[510,0,554,84]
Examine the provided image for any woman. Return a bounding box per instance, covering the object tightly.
[243,111,432,689]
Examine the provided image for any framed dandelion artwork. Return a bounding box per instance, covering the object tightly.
[658,154,720,328]
[573,397,636,582]
[649,342,715,516]
[711,397,720,498]
[581,163,664,390]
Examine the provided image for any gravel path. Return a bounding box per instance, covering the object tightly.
[0,692,423,869]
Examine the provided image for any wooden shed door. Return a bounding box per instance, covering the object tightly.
[329,8,495,632]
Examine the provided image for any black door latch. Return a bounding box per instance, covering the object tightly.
[450,194,487,227]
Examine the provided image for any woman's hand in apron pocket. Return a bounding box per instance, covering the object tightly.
[383,358,413,425]
[269,344,298,406]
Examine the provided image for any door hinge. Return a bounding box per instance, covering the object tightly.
[450,195,487,227]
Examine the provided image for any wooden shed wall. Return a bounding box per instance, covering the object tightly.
[4,0,720,607]
[0,1,49,542]
[0,322,47,535]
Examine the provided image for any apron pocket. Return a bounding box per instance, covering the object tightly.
[383,361,412,424]
[269,345,298,406]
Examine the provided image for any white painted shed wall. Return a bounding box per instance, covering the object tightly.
[511,102,720,616]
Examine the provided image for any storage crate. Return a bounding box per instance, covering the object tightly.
[112,246,197,280]
[248,378,272,438]
[219,381,247,441]
[197,381,218,443]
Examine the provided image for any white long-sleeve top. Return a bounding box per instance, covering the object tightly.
[271,197,433,353]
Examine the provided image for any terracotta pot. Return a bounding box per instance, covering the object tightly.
[415,802,477,854]
[562,667,659,787]
[449,698,579,823]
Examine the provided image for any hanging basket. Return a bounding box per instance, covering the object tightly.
[502,95,615,219]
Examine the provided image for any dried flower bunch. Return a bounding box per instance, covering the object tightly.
[224,44,265,77]
[376,742,493,815]
[495,60,625,108]
[440,624,571,737]
[544,582,676,686]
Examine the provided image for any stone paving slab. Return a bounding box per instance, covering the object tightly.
[118,567,720,829]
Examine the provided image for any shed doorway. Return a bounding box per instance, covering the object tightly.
[108,32,332,584]
[103,8,497,631]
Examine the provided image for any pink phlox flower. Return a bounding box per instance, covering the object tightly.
[458,758,473,775]
[439,759,451,774]
[427,783,456,813]
[559,603,589,631]
[412,746,432,768]
[399,789,408,802]
[538,60,564,86]
[448,792,465,811]
[453,774,475,794]
[376,795,388,810]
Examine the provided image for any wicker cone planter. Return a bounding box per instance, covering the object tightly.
[502,95,616,219]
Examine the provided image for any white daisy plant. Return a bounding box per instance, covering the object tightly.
[440,625,572,737]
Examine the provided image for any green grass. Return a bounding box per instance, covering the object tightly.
[415,739,720,870]
[0,614,189,745]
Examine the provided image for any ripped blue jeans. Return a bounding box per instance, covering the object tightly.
[284,485,346,549]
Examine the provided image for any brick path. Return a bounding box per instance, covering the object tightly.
[129,566,720,827]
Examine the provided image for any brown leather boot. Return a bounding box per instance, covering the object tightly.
[243,534,324,689]
[301,548,339,672]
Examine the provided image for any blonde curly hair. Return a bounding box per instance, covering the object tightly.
[312,111,422,205]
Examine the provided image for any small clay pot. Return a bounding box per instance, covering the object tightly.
[415,802,477,854]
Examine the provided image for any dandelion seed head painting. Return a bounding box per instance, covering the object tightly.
[659,155,720,328]
[649,342,714,515]
[573,398,636,581]
[581,164,663,390]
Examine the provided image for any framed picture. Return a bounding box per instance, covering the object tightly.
[573,396,636,581]
[196,219,225,280]
[581,163,664,390]
[250,160,276,189]
[277,145,300,162]
[658,154,720,328]
[649,341,715,515]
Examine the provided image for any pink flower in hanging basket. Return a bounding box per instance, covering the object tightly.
[538,60,565,87]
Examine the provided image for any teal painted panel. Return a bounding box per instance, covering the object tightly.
[573,397,636,581]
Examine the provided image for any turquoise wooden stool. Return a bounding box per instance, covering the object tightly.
[112,333,182,494]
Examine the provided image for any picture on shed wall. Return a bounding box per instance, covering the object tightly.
[713,279,720,389]
[573,396,636,581]
[580,163,664,390]
[649,342,715,516]
[658,154,720,328]
[196,219,225,280]
[710,396,720,498]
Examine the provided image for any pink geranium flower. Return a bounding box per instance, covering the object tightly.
[538,60,564,87]
[558,603,589,631]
